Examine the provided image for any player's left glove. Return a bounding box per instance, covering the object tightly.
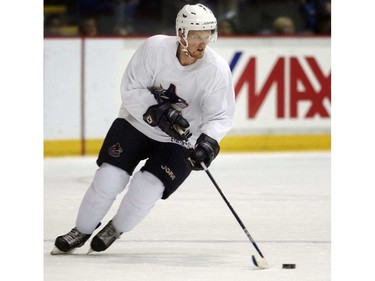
[189,133,220,171]
[143,102,192,141]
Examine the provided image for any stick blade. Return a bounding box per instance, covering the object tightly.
[252,255,269,269]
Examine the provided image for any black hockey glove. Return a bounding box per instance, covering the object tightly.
[143,102,192,141]
[189,133,220,171]
[148,84,188,109]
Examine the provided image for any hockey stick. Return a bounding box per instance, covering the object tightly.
[173,129,269,268]
[199,161,269,269]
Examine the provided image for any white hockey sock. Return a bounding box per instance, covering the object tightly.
[76,163,130,234]
[112,170,164,233]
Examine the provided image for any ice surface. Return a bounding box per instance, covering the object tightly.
[44,152,330,281]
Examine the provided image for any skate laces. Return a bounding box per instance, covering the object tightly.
[100,222,122,240]
[64,228,88,244]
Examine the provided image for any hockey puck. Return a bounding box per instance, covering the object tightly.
[282,264,296,269]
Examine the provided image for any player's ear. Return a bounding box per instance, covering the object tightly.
[178,30,186,44]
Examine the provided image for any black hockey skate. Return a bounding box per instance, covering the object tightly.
[89,220,122,253]
[51,223,101,255]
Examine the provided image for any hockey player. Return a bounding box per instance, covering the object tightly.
[51,3,235,255]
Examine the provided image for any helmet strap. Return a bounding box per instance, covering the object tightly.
[178,32,192,58]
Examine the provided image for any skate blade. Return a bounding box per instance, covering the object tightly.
[50,246,75,255]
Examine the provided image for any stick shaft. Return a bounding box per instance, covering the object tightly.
[200,162,265,258]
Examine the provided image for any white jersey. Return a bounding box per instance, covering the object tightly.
[118,35,235,145]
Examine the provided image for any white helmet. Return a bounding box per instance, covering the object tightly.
[176,3,218,43]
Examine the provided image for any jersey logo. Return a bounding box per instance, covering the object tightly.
[148,83,189,109]
[108,143,123,158]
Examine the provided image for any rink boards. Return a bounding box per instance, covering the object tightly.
[44,37,330,156]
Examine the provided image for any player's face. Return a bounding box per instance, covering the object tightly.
[186,30,212,59]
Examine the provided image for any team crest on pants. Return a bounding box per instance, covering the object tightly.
[108,143,123,157]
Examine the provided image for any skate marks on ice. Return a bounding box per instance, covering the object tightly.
[44,239,330,281]
[44,152,330,281]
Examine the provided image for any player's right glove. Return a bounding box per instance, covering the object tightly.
[189,133,220,170]
[143,102,192,141]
